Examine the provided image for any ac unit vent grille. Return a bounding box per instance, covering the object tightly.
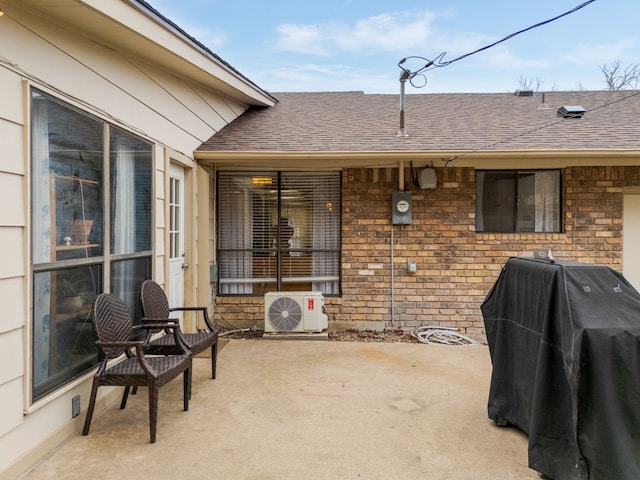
[264,292,328,333]
[267,296,303,332]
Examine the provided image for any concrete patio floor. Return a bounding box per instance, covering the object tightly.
[19,339,538,480]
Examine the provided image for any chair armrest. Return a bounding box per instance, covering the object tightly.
[96,340,144,348]
[169,306,218,332]
[137,321,191,355]
[138,319,180,330]
[142,316,179,322]
[170,307,205,312]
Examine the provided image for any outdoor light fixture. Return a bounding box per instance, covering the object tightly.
[0,8,4,16]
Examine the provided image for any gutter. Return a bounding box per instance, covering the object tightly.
[195,150,640,169]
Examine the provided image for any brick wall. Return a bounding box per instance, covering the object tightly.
[213,165,638,336]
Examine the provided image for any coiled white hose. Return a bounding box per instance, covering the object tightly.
[410,326,482,345]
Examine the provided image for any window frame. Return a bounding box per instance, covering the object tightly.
[475,169,562,233]
[29,88,153,402]
[216,171,341,296]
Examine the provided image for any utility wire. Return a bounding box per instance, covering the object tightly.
[398,0,597,83]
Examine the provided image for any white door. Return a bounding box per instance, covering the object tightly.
[623,194,640,290]
[169,164,185,318]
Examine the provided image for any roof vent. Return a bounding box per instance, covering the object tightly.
[514,89,534,97]
[557,105,585,118]
[537,93,551,110]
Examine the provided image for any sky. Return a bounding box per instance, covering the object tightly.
[148,0,640,94]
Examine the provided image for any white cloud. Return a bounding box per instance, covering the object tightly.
[339,12,436,52]
[562,40,635,66]
[253,63,397,93]
[479,46,550,70]
[274,10,438,56]
[275,24,331,56]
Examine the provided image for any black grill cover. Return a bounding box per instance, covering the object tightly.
[481,257,640,480]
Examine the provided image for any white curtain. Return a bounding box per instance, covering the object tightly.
[32,99,51,384]
[535,171,560,232]
[112,137,136,300]
[220,183,253,294]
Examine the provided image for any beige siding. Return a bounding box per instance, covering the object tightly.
[0,378,23,436]
[623,194,640,289]
[0,59,27,461]
[196,164,213,323]
[0,277,26,334]
[4,7,246,157]
[0,121,25,175]
[0,174,26,226]
[0,227,25,280]
[0,5,249,477]
[0,66,24,124]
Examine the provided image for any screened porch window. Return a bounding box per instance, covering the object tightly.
[30,89,152,400]
[476,170,561,233]
[217,172,341,295]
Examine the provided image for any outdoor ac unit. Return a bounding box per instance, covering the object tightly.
[264,292,328,333]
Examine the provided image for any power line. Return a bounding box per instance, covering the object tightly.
[398,0,598,85]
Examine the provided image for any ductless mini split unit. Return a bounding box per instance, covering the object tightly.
[264,292,328,333]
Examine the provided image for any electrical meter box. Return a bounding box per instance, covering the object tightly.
[392,191,412,224]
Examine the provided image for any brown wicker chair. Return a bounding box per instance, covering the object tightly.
[82,293,192,443]
[141,279,219,379]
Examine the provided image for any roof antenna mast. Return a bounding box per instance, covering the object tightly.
[397,60,411,137]
[397,57,432,137]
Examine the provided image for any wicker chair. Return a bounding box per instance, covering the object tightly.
[82,293,192,443]
[141,279,219,379]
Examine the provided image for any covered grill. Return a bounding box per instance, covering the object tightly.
[482,257,640,480]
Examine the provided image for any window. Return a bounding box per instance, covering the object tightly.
[476,170,561,233]
[31,90,152,400]
[217,172,341,295]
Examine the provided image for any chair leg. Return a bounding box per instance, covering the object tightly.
[82,379,99,436]
[148,383,158,443]
[183,368,190,411]
[120,386,131,409]
[211,343,217,379]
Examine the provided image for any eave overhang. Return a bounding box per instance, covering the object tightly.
[195,149,640,170]
[8,0,276,107]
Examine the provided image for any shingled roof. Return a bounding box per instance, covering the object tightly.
[198,90,640,156]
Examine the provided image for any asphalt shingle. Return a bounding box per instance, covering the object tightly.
[198,90,640,154]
